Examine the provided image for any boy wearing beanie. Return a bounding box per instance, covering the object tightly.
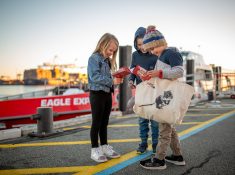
[139,25,185,170]
[129,27,159,154]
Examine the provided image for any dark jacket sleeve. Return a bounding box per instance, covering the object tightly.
[128,54,137,82]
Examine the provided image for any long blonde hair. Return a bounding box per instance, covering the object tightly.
[93,33,119,72]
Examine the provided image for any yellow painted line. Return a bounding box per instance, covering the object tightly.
[116,115,137,119]
[0,138,141,148]
[81,124,138,128]
[0,166,90,175]
[73,122,201,130]
[181,122,203,125]
[63,127,76,131]
[117,114,219,117]
[0,141,90,148]
[179,110,235,136]
[188,107,235,111]
[185,113,220,116]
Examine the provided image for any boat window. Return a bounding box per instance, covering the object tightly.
[205,70,213,80]
[195,69,213,80]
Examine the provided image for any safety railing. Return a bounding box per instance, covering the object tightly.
[0,88,54,101]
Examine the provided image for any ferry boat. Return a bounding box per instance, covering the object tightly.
[180,51,214,103]
[181,51,235,102]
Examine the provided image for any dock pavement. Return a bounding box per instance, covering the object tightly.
[0,98,235,175]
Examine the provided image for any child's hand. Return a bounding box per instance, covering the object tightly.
[140,73,151,81]
[136,70,151,81]
[113,77,124,85]
[147,70,162,78]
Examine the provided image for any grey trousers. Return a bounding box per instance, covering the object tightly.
[155,123,182,160]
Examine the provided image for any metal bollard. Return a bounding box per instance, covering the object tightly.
[119,45,132,113]
[29,107,62,137]
[37,107,54,134]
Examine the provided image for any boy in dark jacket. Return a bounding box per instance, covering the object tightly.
[129,27,159,154]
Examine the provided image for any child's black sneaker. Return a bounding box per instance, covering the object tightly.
[140,157,166,170]
[136,143,147,154]
[165,155,186,166]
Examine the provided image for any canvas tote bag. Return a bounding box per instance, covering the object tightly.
[133,78,195,124]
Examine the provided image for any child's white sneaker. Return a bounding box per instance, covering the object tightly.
[91,147,108,163]
[101,144,121,158]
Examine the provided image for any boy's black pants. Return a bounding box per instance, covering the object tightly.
[89,90,112,148]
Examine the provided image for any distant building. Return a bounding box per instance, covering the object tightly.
[23,63,88,86]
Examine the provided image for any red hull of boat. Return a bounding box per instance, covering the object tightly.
[0,91,119,129]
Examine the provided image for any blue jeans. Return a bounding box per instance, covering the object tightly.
[139,117,159,146]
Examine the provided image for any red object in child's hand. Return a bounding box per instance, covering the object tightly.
[132,65,151,81]
[112,67,131,78]
[132,65,143,75]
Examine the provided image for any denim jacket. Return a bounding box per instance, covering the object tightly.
[87,53,113,93]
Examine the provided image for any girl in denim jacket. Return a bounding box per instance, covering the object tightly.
[87,33,123,163]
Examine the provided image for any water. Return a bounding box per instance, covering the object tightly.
[0,85,55,97]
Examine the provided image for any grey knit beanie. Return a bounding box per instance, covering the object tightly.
[143,25,167,50]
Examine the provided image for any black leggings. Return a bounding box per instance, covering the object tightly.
[89,90,112,148]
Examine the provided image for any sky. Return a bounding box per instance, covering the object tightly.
[0,0,235,79]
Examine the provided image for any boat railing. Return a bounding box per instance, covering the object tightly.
[0,88,54,101]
